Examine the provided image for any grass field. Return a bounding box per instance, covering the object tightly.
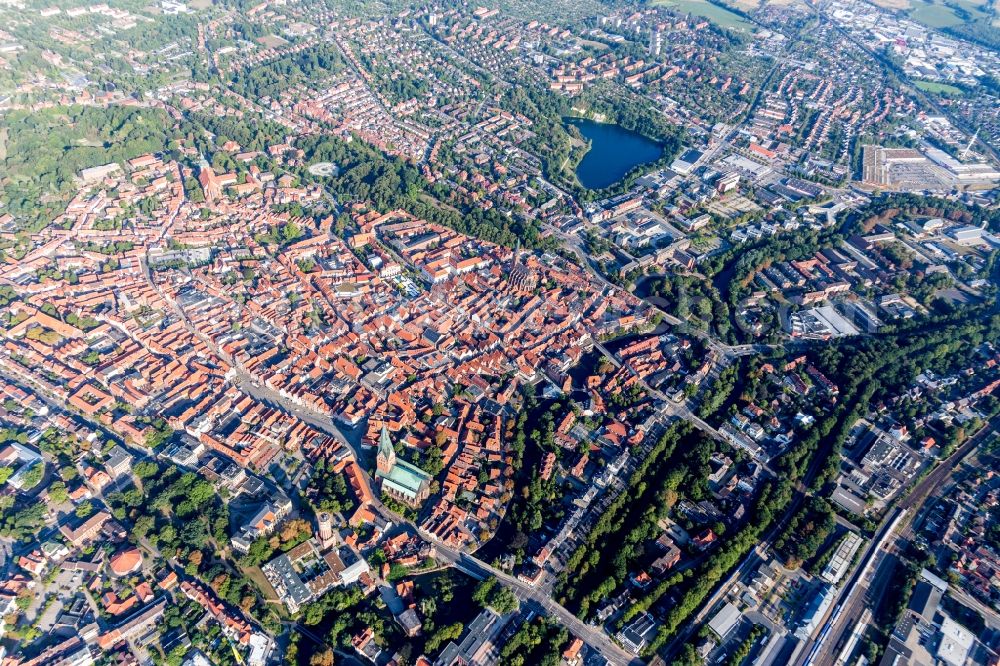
[653,0,756,31]
[950,0,991,15]
[731,0,808,9]
[870,0,912,9]
[242,565,290,619]
[907,0,965,27]
[899,0,998,32]
[578,38,611,50]
[257,34,289,48]
[914,80,965,95]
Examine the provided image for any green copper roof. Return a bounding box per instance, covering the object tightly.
[377,456,431,499]
[375,425,431,499]
[379,425,395,461]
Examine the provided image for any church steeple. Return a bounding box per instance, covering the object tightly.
[198,158,221,203]
[508,239,536,291]
[376,425,396,475]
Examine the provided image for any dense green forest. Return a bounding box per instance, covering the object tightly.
[296,133,555,248]
[229,44,346,100]
[1,106,177,229]
[628,296,1000,655]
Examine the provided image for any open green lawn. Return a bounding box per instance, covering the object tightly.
[907,0,964,27]
[949,0,991,18]
[653,0,755,31]
[914,80,965,95]
[241,565,290,619]
[959,0,987,10]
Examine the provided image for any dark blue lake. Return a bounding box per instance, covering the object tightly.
[566,117,663,189]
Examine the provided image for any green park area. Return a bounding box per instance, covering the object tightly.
[914,80,965,95]
[653,0,756,31]
[907,0,990,27]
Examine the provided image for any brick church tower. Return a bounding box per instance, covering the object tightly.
[376,425,396,475]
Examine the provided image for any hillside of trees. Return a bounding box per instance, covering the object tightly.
[1,106,177,230]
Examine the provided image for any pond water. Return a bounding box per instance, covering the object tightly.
[566,117,663,189]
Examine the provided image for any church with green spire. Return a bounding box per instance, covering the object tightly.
[375,426,431,507]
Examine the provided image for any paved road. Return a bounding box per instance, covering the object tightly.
[948,586,1000,630]
[794,420,1000,666]
[658,509,800,662]
[809,0,999,165]
[593,339,781,479]
[656,374,879,661]
[795,508,906,666]
[145,259,642,665]
[205,332,631,661]
[446,550,645,666]
[286,622,368,666]
[140,222,799,665]
[898,427,998,515]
